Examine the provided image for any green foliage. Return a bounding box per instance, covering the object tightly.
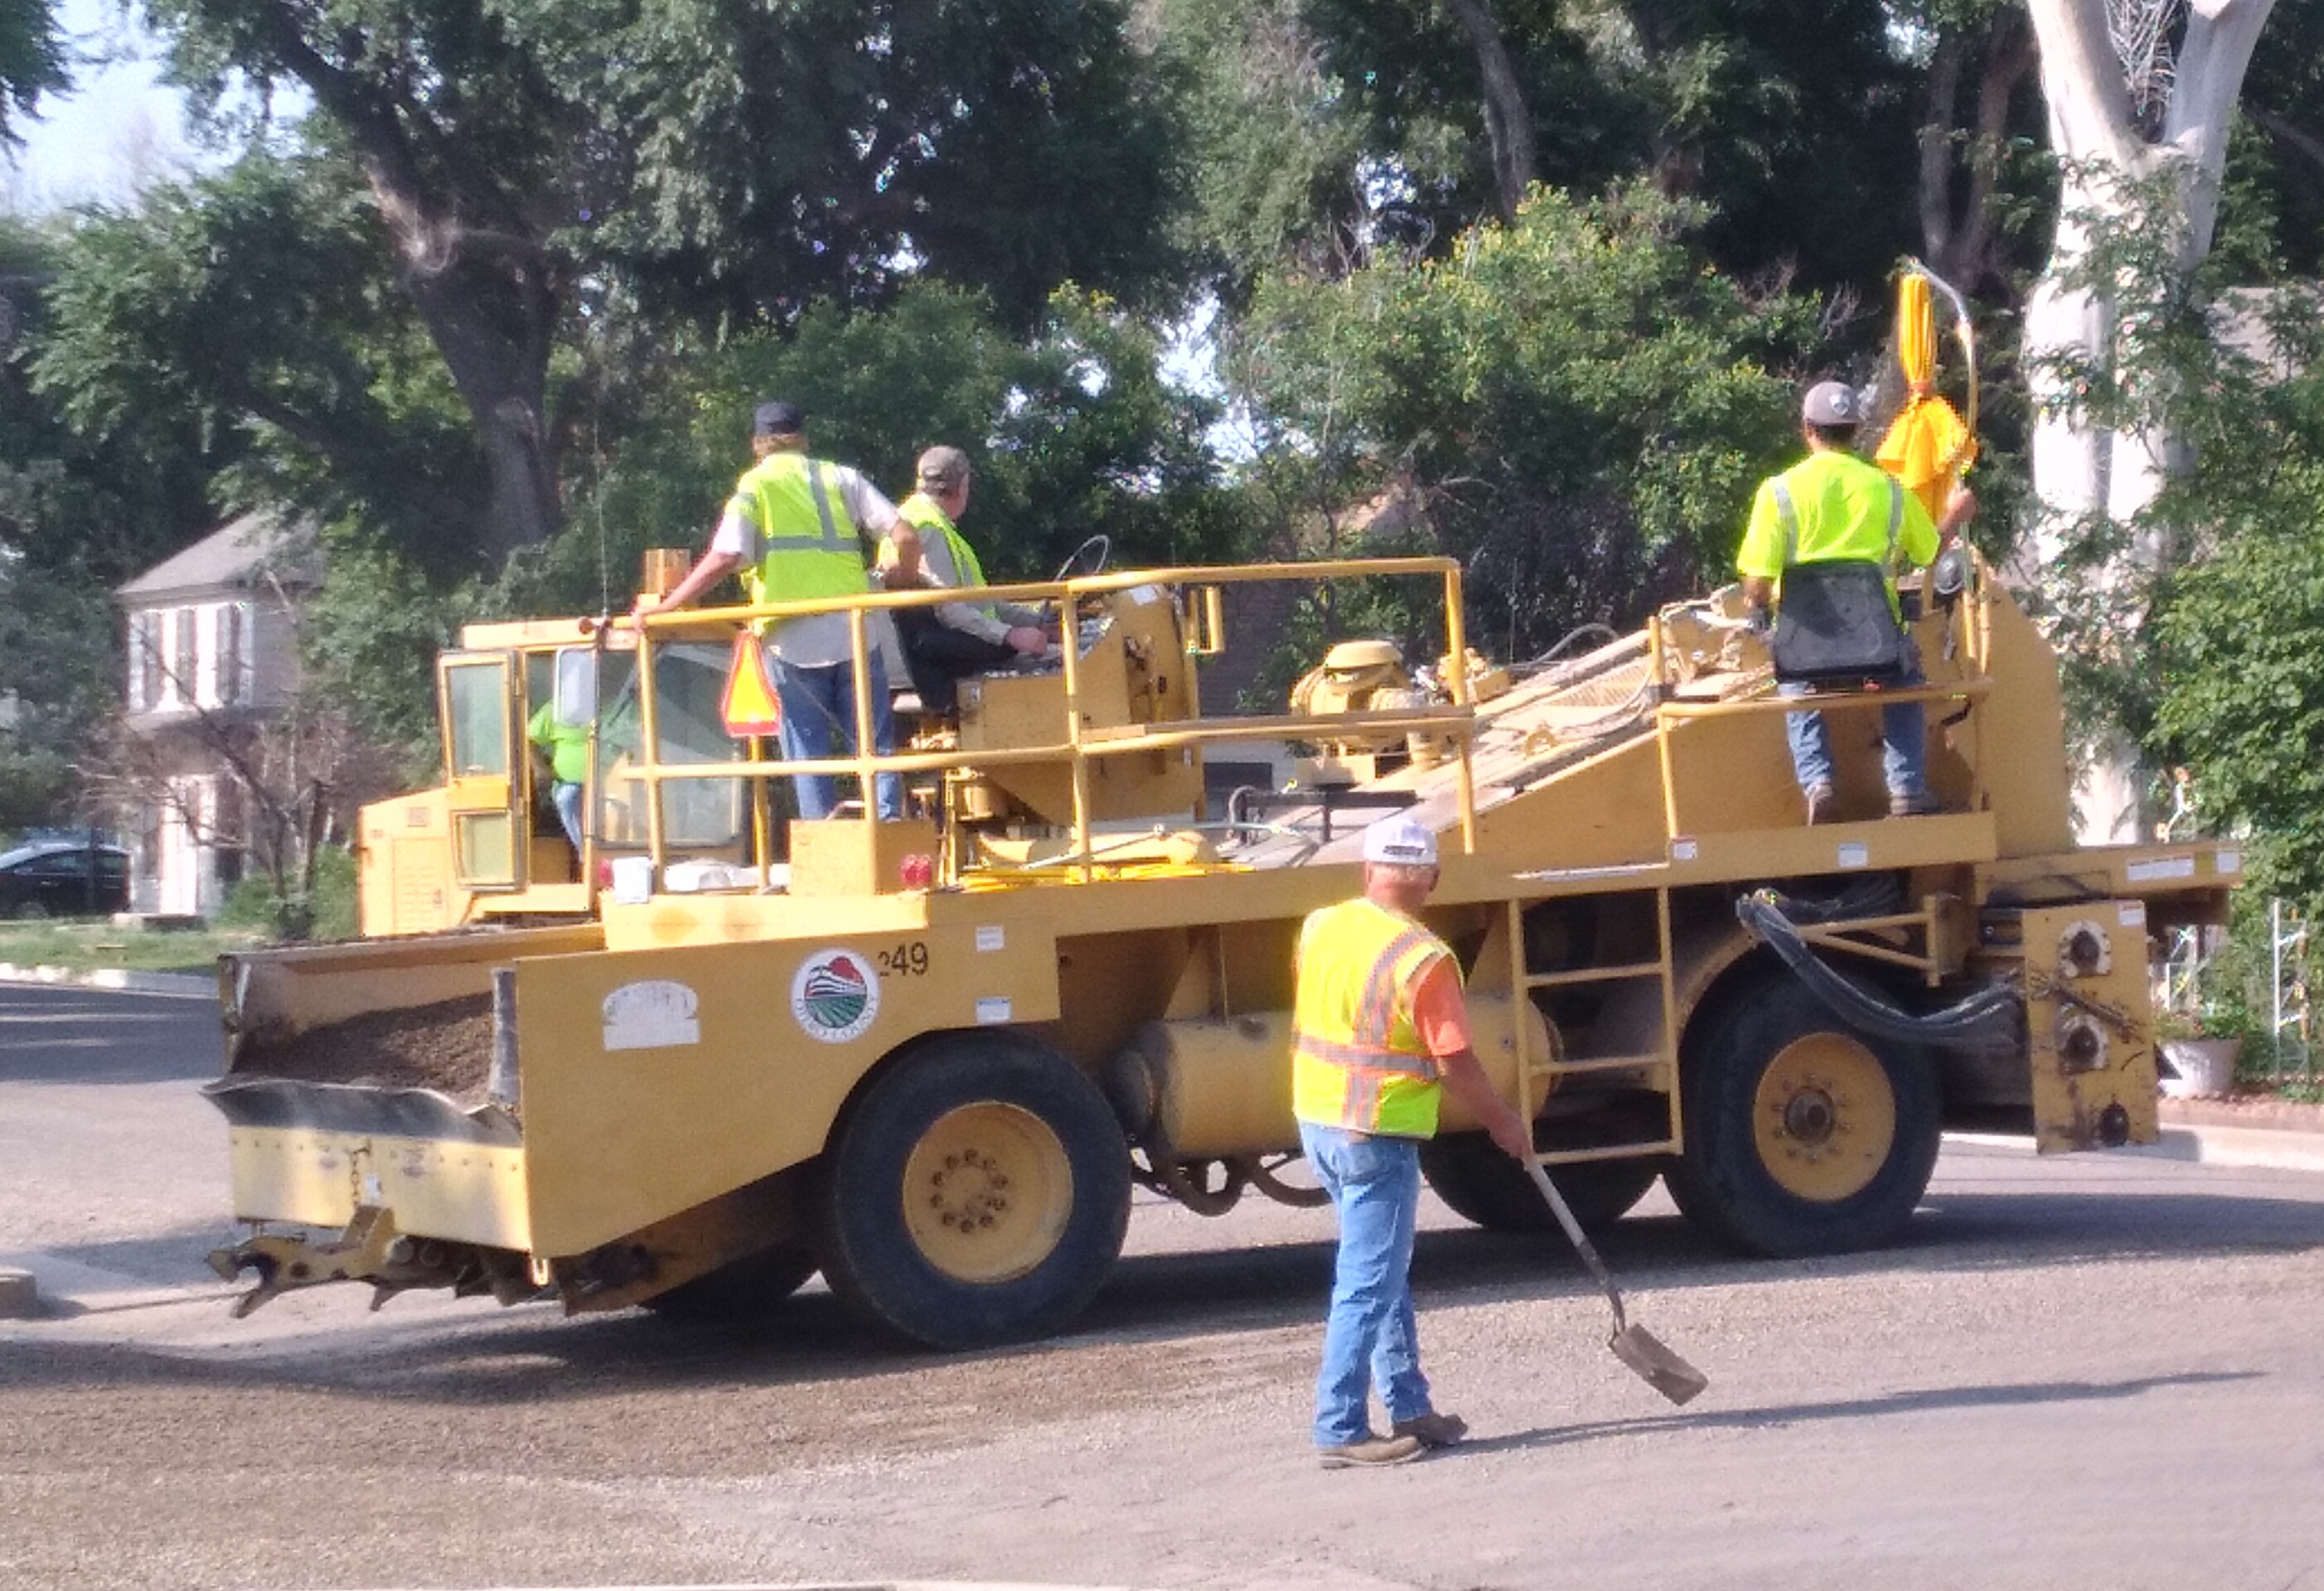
[501,282,1244,623]
[32,152,486,575]
[1228,186,1811,658]
[494,0,1189,331]
[302,534,468,777]
[215,842,358,940]
[1,216,221,834]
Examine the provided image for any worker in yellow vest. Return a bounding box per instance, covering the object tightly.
[635,401,908,820]
[1292,813,1535,1468]
[1738,380,1975,825]
[526,697,590,855]
[877,446,1051,717]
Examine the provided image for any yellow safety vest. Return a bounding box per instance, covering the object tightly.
[1290,897,1455,1139]
[729,453,873,608]
[526,701,590,785]
[888,493,990,590]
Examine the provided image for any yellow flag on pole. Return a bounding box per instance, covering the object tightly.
[1875,273,1978,521]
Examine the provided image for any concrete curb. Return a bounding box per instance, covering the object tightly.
[0,963,213,999]
[1946,1124,2324,1174]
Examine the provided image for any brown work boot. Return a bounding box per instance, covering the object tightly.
[1317,1433,1426,1469]
[1392,1411,1469,1448]
[1804,782,1837,825]
[1888,787,1940,818]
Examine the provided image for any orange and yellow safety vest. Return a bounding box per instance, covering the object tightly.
[1290,896,1455,1138]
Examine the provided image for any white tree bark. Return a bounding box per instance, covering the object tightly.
[2020,0,2277,840]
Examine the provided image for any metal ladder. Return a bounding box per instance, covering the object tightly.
[1502,892,1685,1163]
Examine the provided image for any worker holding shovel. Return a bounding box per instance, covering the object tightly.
[1291,814,1537,1468]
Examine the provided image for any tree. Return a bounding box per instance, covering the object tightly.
[0,0,65,147]
[2017,0,2278,836]
[0,215,222,832]
[2147,289,2324,910]
[1226,186,1811,662]
[33,153,487,575]
[143,0,1191,568]
[1905,1,2050,298]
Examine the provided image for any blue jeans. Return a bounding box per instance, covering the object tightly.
[1300,1120,1433,1448]
[1778,640,1928,799]
[772,652,903,821]
[549,781,584,850]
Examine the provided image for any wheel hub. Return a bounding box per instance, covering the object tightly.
[1751,1033,1898,1202]
[902,1101,1073,1285]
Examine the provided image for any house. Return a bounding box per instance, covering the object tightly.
[114,510,322,916]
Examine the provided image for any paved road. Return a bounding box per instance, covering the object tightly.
[4,984,2323,1591]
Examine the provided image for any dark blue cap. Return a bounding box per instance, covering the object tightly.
[753,400,805,437]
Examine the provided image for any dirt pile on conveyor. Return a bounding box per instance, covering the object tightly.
[238,994,496,1103]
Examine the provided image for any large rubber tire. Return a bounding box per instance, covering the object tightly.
[1420,1133,1661,1235]
[1668,976,1941,1258]
[816,1032,1131,1349]
[641,1244,820,1321]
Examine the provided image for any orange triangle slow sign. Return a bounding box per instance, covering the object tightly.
[719,629,782,737]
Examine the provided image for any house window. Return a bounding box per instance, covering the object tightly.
[171,607,196,708]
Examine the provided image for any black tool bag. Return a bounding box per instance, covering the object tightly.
[1770,560,1909,685]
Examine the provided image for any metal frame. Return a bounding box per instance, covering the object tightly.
[625,558,1479,885]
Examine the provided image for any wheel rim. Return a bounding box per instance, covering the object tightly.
[1750,1032,1896,1202]
[901,1101,1074,1284]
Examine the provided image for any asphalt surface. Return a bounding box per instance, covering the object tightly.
[5,984,2324,1591]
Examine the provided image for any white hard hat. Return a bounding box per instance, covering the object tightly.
[1362,813,1439,868]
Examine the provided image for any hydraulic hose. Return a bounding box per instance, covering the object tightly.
[1735,889,2021,1050]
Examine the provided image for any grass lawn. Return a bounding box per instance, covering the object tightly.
[0,920,269,977]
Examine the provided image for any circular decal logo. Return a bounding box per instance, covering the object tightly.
[791,948,880,1044]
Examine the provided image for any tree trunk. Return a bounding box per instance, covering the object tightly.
[1916,10,2038,295]
[1441,0,1537,220]
[234,11,566,564]
[2020,0,2278,840]
[361,160,563,563]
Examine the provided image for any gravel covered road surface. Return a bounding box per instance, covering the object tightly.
[5,984,2324,1591]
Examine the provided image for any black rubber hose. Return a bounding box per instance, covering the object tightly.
[1736,892,2021,1050]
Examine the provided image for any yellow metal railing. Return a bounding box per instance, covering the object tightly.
[625,558,1479,884]
[1642,574,1997,847]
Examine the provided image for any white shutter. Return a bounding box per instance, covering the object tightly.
[126,615,147,711]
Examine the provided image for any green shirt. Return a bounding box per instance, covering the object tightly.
[1736,451,1940,606]
[528,701,591,786]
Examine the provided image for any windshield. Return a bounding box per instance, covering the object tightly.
[595,641,748,850]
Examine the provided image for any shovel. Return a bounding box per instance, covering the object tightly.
[1523,1158,1708,1406]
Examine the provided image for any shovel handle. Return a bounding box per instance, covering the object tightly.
[1523,1158,1629,1337]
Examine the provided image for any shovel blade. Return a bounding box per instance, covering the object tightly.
[1610,1323,1708,1406]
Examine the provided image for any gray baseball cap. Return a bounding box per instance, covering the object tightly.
[1802,380,1862,426]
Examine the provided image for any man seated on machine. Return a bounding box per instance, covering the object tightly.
[876,446,1052,718]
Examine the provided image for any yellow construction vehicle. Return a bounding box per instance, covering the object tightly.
[207,549,2236,1347]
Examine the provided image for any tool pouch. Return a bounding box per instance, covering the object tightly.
[1770,560,1908,686]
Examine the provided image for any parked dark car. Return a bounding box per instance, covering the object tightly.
[0,841,130,919]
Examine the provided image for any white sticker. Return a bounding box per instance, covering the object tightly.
[603,979,702,1051]
[1837,843,1870,870]
[976,925,1005,952]
[2217,849,2242,874]
[1670,837,1700,862]
[2118,901,2147,927]
[976,997,1014,1024]
[2125,854,2196,883]
[1127,584,1162,606]
[791,950,881,1044]
[361,1173,384,1203]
